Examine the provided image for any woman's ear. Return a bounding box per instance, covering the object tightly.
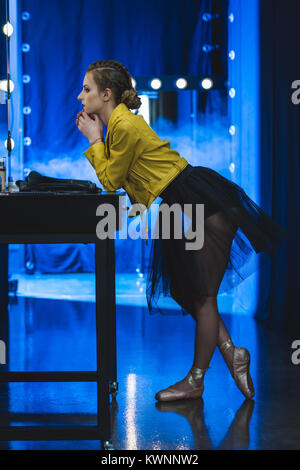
[103,87,113,102]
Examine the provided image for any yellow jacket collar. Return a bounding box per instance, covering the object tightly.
[107,103,130,134]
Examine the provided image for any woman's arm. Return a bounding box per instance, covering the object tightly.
[84,119,140,191]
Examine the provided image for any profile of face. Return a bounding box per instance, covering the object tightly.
[77,71,113,115]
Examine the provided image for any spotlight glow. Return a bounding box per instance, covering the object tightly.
[4,138,15,150]
[228,13,234,23]
[229,88,236,98]
[229,125,236,136]
[0,80,14,92]
[22,43,30,52]
[131,78,136,88]
[228,50,236,60]
[176,78,188,89]
[21,11,30,21]
[201,78,213,90]
[23,74,31,83]
[24,137,32,146]
[229,162,235,173]
[150,78,162,90]
[3,22,13,37]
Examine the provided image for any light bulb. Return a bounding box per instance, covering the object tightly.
[201,78,213,90]
[176,78,188,89]
[150,78,162,90]
[4,138,15,150]
[3,22,13,37]
[0,80,14,92]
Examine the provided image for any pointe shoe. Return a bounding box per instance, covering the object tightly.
[219,339,255,399]
[155,366,209,402]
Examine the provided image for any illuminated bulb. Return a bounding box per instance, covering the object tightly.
[3,22,13,37]
[23,74,31,83]
[21,11,30,21]
[201,78,213,90]
[4,138,15,150]
[24,137,32,146]
[150,78,162,90]
[23,106,31,114]
[131,78,136,88]
[229,125,236,136]
[229,162,235,173]
[176,78,187,89]
[228,13,234,22]
[229,88,236,98]
[0,79,14,92]
[228,50,235,60]
[136,268,140,273]
[22,43,30,52]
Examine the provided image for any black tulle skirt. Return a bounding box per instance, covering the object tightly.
[146,164,288,318]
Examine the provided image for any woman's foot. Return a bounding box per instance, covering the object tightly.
[219,339,255,399]
[155,366,209,402]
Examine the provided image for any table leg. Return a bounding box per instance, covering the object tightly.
[95,237,117,444]
[0,245,8,315]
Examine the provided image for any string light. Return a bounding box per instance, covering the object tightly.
[2,22,13,37]
[229,125,236,136]
[228,50,235,60]
[201,78,213,90]
[150,78,162,90]
[4,138,15,150]
[22,43,30,52]
[0,80,14,92]
[175,78,188,89]
[24,137,32,146]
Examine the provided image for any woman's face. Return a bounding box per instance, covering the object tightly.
[77,72,106,115]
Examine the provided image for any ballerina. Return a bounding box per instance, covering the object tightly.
[76,60,287,402]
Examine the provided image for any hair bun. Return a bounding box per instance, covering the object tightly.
[121,88,142,110]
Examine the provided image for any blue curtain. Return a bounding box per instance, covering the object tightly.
[20,0,226,274]
[255,0,298,337]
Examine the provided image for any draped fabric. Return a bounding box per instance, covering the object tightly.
[255,0,299,337]
[19,0,227,274]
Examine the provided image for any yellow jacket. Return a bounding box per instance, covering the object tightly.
[84,103,189,241]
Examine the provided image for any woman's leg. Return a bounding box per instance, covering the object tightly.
[155,211,238,400]
[192,296,219,369]
[191,211,238,372]
[217,314,234,373]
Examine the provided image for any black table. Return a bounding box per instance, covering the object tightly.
[0,190,125,449]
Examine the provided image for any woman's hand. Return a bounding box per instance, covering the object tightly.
[76,110,104,144]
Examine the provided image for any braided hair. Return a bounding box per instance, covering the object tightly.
[86,60,142,110]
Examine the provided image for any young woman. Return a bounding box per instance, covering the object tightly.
[76,60,287,402]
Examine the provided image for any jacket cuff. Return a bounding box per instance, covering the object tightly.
[84,141,105,168]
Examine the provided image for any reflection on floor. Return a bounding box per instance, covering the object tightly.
[0,274,299,450]
[9,272,235,311]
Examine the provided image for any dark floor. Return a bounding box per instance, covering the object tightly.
[0,294,299,450]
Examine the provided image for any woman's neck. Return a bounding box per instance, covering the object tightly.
[100,102,118,127]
